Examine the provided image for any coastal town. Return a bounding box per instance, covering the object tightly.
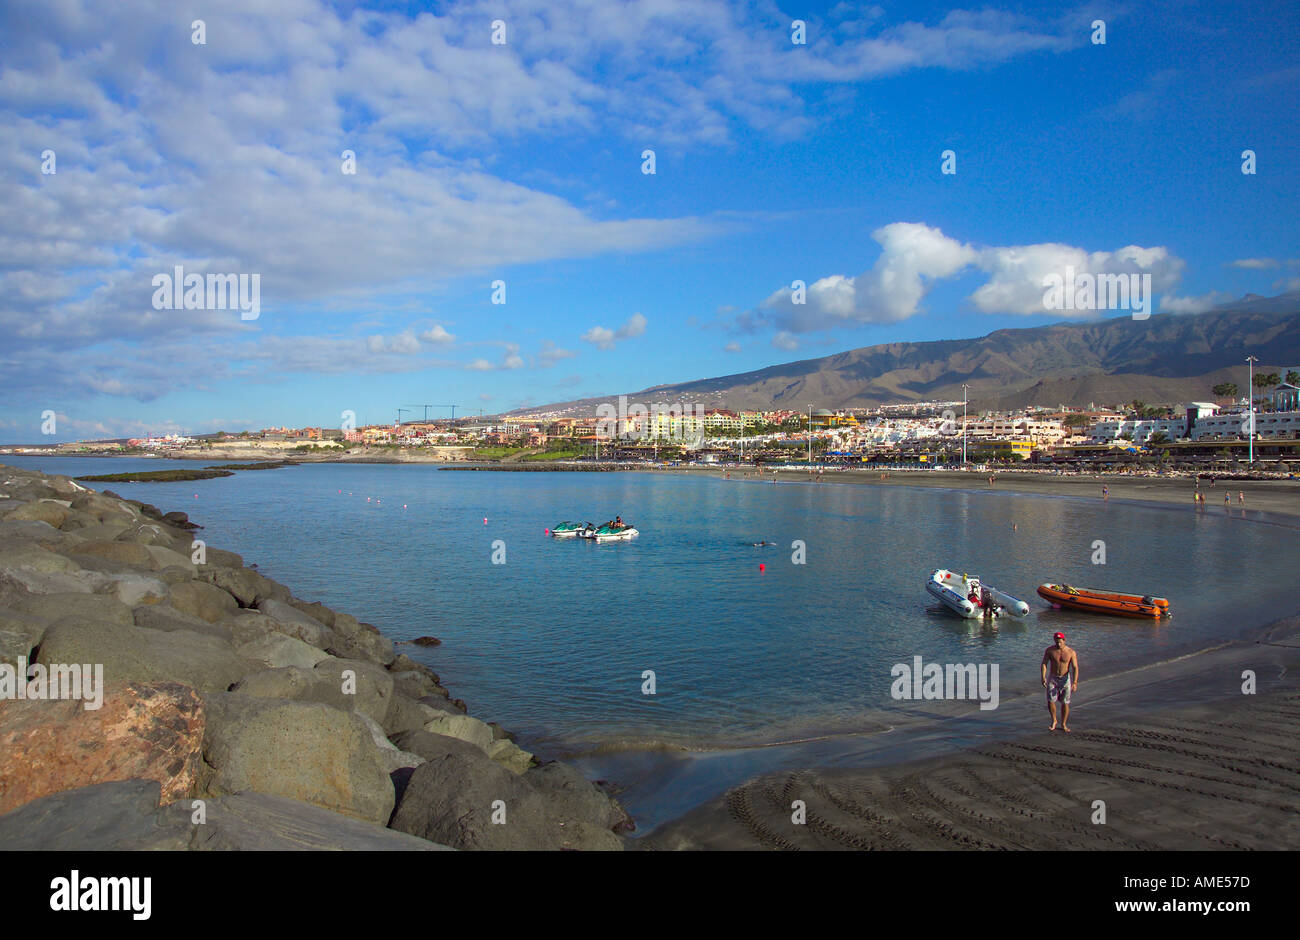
[11,375,1300,472]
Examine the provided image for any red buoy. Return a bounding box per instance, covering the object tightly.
[759,563,766,572]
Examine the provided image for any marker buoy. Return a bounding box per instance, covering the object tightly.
[759,563,766,572]
[483,518,488,525]
[403,504,407,509]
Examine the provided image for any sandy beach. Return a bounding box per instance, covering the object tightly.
[642,615,1300,850]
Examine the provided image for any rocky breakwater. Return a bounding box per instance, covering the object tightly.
[0,464,631,850]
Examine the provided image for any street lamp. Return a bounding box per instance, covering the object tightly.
[807,405,813,466]
[1246,355,1258,464]
[961,384,970,466]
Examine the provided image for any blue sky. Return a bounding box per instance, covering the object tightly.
[2,0,1298,441]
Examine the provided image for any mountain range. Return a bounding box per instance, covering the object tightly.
[513,292,1300,416]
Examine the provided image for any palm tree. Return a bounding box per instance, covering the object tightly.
[1287,371,1300,386]
[1212,382,1237,398]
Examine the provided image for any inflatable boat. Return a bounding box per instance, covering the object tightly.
[926,569,1030,619]
[1036,583,1170,619]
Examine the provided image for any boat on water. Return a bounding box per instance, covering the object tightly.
[926,569,1030,620]
[581,522,639,542]
[550,521,587,538]
[1037,583,1171,619]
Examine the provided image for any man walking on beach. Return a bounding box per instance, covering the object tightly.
[1042,632,1078,732]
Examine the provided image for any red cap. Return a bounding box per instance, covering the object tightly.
[1054,632,1065,640]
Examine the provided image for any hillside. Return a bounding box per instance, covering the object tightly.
[513,293,1300,415]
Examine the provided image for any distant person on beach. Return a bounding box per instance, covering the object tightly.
[1102,485,1108,499]
[1239,491,1244,504]
[1225,493,1230,505]
[1041,632,1078,732]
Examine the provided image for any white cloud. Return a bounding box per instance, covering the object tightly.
[366,331,421,354]
[751,223,1185,332]
[772,332,799,351]
[758,223,977,329]
[420,325,456,344]
[583,312,647,349]
[537,340,576,366]
[1160,291,1233,314]
[971,243,1183,315]
[724,341,742,353]
[1230,258,1279,269]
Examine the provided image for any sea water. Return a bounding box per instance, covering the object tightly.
[10,456,1295,760]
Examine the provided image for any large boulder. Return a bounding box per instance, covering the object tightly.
[0,780,192,851]
[390,729,489,763]
[390,669,442,700]
[199,546,244,568]
[168,580,240,623]
[98,572,170,607]
[201,693,395,825]
[36,620,251,693]
[383,692,434,735]
[311,658,394,726]
[0,544,81,576]
[166,792,450,851]
[390,751,622,851]
[422,713,494,751]
[133,604,234,641]
[0,566,93,595]
[146,544,196,572]
[525,761,633,832]
[69,493,137,524]
[0,519,68,546]
[353,712,425,774]
[63,521,131,541]
[229,658,396,728]
[0,628,33,668]
[286,599,338,628]
[328,623,396,667]
[0,610,48,653]
[234,633,331,670]
[486,738,536,775]
[0,681,205,815]
[11,592,134,627]
[253,599,335,648]
[73,539,154,568]
[3,500,70,528]
[201,566,288,608]
[391,653,441,682]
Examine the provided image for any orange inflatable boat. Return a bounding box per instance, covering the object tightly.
[1037,583,1171,619]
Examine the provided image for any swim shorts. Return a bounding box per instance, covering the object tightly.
[1047,674,1072,704]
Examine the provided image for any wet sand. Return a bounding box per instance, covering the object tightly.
[639,617,1300,850]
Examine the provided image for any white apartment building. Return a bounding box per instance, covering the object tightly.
[1090,418,1187,444]
[1190,410,1300,440]
[963,417,1067,444]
